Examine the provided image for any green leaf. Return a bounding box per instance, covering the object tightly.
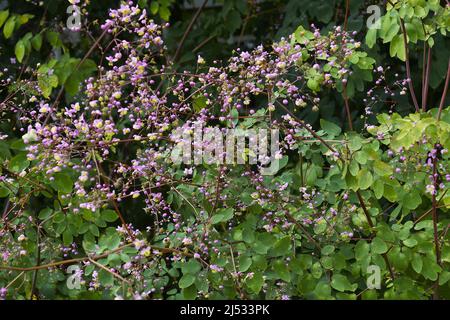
[349,160,359,176]
[414,220,433,231]
[82,238,96,253]
[389,204,402,221]
[331,274,354,292]
[354,151,368,164]
[10,139,26,151]
[106,253,121,265]
[411,254,423,273]
[38,208,53,220]
[3,16,16,39]
[383,22,400,43]
[373,160,392,176]
[229,108,239,127]
[402,191,422,210]
[348,134,363,151]
[314,281,332,299]
[31,33,43,51]
[414,6,427,18]
[0,141,11,160]
[211,208,234,224]
[271,236,291,256]
[321,245,335,256]
[219,208,234,221]
[365,28,377,48]
[307,78,320,92]
[54,56,79,84]
[383,184,398,202]
[254,233,275,254]
[273,260,291,282]
[421,257,441,281]
[320,119,341,136]
[15,40,25,63]
[182,260,202,275]
[442,246,450,263]
[102,209,118,222]
[246,272,264,294]
[294,26,314,44]
[390,34,406,61]
[193,95,207,112]
[405,22,418,44]
[373,179,384,199]
[50,173,73,194]
[159,6,171,21]
[8,153,30,172]
[98,269,114,286]
[403,238,418,248]
[239,257,252,272]
[38,73,59,98]
[355,241,370,261]
[150,1,159,14]
[62,230,73,246]
[380,14,392,38]
[357,169,373,190]
[314,220,327,234]
[179,274,196,289]
[371,237,388,254]
[390,249,408,271]
[182,284,197,299]
[89,224,100,237]
[53,212,65,224]
[64,59,96,96]
[17,14,34,25]
[84,264,95,276]
[0,185,10,198]
[46,30,61,47]
[0,10,9,28]
[105,233,121,250]
[439,271,450,286]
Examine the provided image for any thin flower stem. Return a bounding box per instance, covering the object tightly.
[0,243,190,272]
[422,45,432,112]
[437,59,450,121]
[356,191,395,280]
[343,0,350,32]
[275,101,339,155]
[432,156,441,299]
[399,18,420,113]
[0,245,131,272]
[172,0,208,64]
[343,85,354,131]
[88,258,131,285]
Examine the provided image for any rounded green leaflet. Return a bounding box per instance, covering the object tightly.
[15,40,25,63]
[50,173,73,194]
[179,274,196,289]
[3,16,15,39]
[357,169,373,190]
[8,153,30,172]
[331,274,355,292]
[371,237,388,255]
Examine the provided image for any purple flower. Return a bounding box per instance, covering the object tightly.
[0,288,7,299]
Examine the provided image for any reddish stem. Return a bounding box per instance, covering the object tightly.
[437,59,450,121]
[343,85,354,131]
[399,19,420,113]
[422,45,432,112]
[432,155,441,299]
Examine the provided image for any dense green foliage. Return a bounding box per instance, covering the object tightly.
[0,0,449,300]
